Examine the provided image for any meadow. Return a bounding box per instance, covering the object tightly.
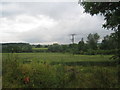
[2,53,119,88]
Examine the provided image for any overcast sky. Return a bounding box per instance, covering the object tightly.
[0,2,113,45]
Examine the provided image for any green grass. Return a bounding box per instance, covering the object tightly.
[32,48,48,52]
[2,53,119,88]
[3,53,113,62]
[32,48,48,50]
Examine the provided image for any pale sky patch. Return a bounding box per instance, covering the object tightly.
[0,2,113,44]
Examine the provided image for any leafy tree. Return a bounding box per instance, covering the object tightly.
[100,34,118,50]
[36,44,42,48]
[80,2,120,58]
[44,45,49,48]
[69,43,79,55]
[100,35,110,50]
[78,38,86,53]
[2,43,32,53]
[80,2,120,30]
[48,43,63,52]
[61,45,69,53]
[87,33,100,50]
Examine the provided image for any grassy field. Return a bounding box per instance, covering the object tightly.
[32,48,48,52]
[32,48,48,50]
[2,53,119,88]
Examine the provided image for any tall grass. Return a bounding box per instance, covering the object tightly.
[2,53,119,88]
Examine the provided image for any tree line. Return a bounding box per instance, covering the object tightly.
[2,33,118,55]
[79,2,119,60]
[2,43,32,53]
[48,33,117,55]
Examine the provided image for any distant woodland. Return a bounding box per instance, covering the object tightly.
[2,33,118,55]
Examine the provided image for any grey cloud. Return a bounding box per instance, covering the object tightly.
[1,2,83,19]
[1,2,113,44]
[17,14,113,44]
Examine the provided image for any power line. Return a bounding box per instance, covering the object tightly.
[70,34,76,44]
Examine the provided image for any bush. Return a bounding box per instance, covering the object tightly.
[2,54,22,88]
[85,49,117,55]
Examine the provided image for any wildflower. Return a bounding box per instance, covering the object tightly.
[23,76,30,84]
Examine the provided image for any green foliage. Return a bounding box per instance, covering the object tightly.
[87,33,100,50]
[2,53,119,88]
[68,43,79,54]
[80,2,120,59]
[35,44,42,48]
[80,2,120,30]
[2,54,22,88]
[48,43,69,53]
[48,43,63,52]
[100,33,118,50]
[78,38,87,53]
[85,49,118,55]
[1,32,118,55]
[2,43,32,53]
[91,67,118,88]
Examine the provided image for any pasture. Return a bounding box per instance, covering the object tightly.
[32,48,48,53]
[2,53,119,88]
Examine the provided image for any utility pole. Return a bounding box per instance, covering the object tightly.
[70,34,76,44]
